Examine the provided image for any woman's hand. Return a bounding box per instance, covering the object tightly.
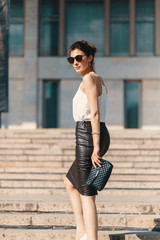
[91,146,102,168]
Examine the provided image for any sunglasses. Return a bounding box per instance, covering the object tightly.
[67,54,86,64]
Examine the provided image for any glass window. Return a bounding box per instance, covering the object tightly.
[110,0,129,56]
[39,0,59,56]
[125,81,141,128]
[136,0,155,56]
[66,0,104,56]
[9,0,24,56]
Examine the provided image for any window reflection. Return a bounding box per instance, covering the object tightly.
[39,0,59,56]
[136,0,155,56]
[9,0,24,56]
[66,0,104,56]
[110,0,129,56]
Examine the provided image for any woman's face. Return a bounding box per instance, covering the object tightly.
[70,49,92,74]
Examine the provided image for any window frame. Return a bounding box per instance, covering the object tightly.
[106,0,158,57]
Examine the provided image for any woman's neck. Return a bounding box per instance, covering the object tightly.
[81,68,94,78]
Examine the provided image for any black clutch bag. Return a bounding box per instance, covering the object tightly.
[86,159,113,191]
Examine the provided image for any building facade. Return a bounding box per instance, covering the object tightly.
[1,0,160,129]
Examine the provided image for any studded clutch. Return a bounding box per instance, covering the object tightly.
[86,159,113,191]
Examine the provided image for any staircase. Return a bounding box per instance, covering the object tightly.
[0,128,160,240]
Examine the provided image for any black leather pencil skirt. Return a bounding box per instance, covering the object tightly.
[66,120,110,196]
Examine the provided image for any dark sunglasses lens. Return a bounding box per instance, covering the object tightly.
[67,57,74,64]
[76,55,83,62]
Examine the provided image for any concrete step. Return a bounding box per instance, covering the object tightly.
[0,155,74,161]
[1,148,160,156]
[0,173,64,180]
[0,195,159,239]
[0,212,159,229]
[0,188,159,196]
[1,137,160,144]
[0,179,160,189]
[1,138,160,147]
[0,155,159,162]
[0,133,75,139]
[0,161,63,167]
[64,161,160,168]
[0,161,64,167]
[0,132,160,143]
[0,129,160,136]
[0,149,63,155]
[0,195,159,214]
[1,142,160,150]
[2,229,159,240]
[0,167,160,174]
[0,161,160,169]
[0,148,159,156]
[0,173,160,181]
[111,138,160,144]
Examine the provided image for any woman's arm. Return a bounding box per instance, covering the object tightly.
[83,74,102,168]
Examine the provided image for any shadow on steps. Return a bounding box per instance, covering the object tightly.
[109,218,160,240]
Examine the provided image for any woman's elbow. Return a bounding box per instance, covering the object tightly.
[91,111,100,119]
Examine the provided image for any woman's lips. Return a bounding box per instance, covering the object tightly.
[75,66,80,70]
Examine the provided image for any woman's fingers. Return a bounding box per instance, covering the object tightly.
[95,162,101,168]
[92,156,102,168]
[96,154,102,159]
[92,161,97,168]
[91,151,102,168]
[92,160,101,168]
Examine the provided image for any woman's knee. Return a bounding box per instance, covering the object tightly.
[81,195,96,204]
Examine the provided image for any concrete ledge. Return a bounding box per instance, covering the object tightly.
[0,195,159,214]
[0,229,160,240]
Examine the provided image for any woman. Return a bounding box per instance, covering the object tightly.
[64,40,110,240]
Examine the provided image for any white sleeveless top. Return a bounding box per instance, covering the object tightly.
[72,82,107,122]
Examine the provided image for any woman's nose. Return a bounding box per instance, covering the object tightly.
[74,60,79,65]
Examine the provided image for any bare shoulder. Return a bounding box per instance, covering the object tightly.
[81,72,104,94]
[84,72,105,88]
[83,72,96,88]
[88,72,107,92]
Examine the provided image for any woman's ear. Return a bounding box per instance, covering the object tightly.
[88,55,93,63]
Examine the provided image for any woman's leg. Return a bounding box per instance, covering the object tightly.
[64,176,86,240]
[81,195,98,240]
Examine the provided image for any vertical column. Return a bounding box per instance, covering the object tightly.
[59,79,78,128]
[130,0,135,56]
[59,0,65,56]
[155,0,160,55]
[37,79,43,128]
[105,0,110,56]
[23,0,38,128]
[107,80,124,128]
[142,79,160,128]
